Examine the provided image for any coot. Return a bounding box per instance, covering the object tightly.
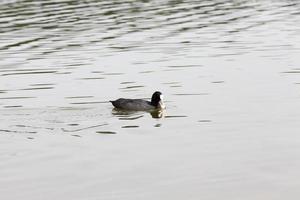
[110,91,165,111]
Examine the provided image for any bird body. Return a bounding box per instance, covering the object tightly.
[110,98,154,111]
[110,91,165,111]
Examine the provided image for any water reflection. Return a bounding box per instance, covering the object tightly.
[112,108,165,119]
[121,125,139,128]
[96,131,117,134]
[61,123,108,132]
[150,110,166,119]
[1,0,299,59]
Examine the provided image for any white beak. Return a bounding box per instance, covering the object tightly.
[160,95,164,101]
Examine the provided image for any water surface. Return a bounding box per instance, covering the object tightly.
[1,0,300,199]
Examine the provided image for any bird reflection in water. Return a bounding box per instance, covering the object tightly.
[112,108,165,119]
[150,109,165,118]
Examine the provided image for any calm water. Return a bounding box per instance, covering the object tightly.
[1,0,300,199]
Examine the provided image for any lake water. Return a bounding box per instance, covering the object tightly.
[1,0,300,199]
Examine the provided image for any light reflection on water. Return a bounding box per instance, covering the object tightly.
[1,0,300,199]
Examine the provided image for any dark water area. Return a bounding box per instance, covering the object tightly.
[1,0,300,199]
